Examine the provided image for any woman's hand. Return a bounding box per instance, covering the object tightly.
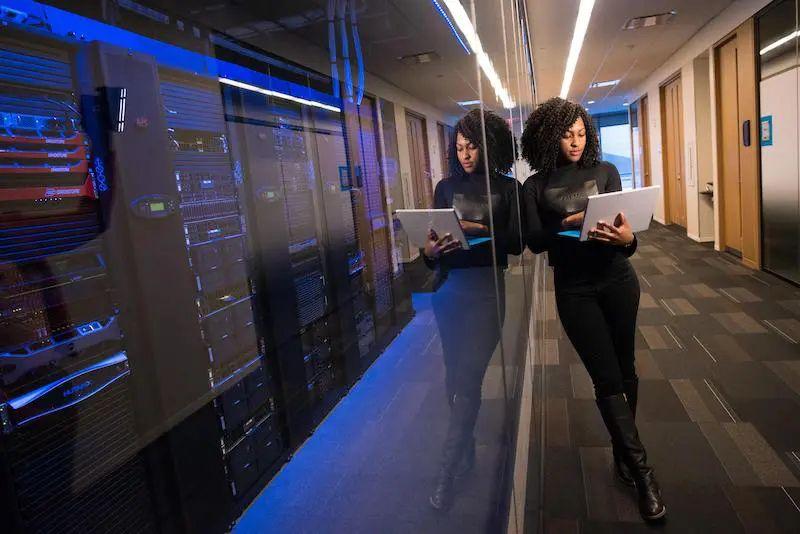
[589,212,634,246]
[424,229,462,259]
[460,220,489,236]
[561,211,585,229]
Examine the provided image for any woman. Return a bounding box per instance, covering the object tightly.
[423,109,522,510]
[521,98,666,521]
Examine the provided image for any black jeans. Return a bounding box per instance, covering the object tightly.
[554,259,640,398]
[432,267,505,474]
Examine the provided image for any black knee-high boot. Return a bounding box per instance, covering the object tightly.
[597,394,666,521]
[431,393,480,510]
[614,379,639,487]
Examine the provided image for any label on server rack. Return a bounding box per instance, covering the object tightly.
[1,352,130,432]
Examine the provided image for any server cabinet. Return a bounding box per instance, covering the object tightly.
[157,71,284,510]
[222,86,346,443]
[77,43,285,532]
[0,35,156,533]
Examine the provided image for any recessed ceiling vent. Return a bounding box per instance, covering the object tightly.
[398,51,441,65]
[622,11,677,30]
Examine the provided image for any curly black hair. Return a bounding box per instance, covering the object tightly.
[448,108,515,179]
[520,97,600,176]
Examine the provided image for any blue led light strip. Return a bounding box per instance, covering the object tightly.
[431,0,470,54]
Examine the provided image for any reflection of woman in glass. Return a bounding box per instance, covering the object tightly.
[521,98,665,521]
[423,109,521,510]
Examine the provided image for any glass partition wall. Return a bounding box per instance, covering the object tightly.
[0,1,539,533]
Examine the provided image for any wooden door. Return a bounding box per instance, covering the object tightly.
[406,112,433,208]
[640,95,652,187]
[661,77,687,227]
[717,36,744,253]
[713,19,760,267]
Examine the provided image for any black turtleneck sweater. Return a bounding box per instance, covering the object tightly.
[523,161,637,273]
[425,171,523,270]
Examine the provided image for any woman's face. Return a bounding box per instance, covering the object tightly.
[560,116,586,163]
[456,132,480,174]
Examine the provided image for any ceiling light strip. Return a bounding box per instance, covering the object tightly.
[760,30,800,55]
[431,0,470,54]
[560,0,596,99]
[218,77,341,113]
[440,0,515,108]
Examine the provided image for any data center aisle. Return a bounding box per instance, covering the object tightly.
[527,223,800,533]
[234,271,522,534]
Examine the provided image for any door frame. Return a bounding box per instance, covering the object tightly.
[631,94,652,188]
[640,95,652,187]
[628,101,638,188]
[659,72,686,226]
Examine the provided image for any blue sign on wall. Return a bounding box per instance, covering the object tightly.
[760,115,773,147]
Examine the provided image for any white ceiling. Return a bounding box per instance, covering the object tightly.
[527,0,735,115]
[176,0,739,118]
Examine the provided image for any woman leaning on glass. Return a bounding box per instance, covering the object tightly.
[521,97,666,522]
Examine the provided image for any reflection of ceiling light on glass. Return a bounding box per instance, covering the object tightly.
[439,0,515,108]
[457,100,481,106]
[760,30,800,55]
[431,0,470,54]
[587,100,595,104]
[560,0,596,99]
[590,79,620,88]
[218,77,341,113]
[623,102,630,106]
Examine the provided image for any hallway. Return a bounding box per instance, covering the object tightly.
[529,223,800,533]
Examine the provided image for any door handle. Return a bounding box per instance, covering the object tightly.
[742,120,751,147]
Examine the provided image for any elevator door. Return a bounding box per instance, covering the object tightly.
[661,77,687,227]
[718,37,744,253]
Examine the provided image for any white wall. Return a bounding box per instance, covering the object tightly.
[693,56,716,241]
[631,0,772,243]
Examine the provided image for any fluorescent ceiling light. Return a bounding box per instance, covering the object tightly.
[587,100,595,104]
[431,0,470,54]
[623,102,630,106]
[219,77,341,113]
[590,79,620,88]
[560,0,596,99]
[439,0,515,108]
[760,30,800,55]
[457,99,481,106]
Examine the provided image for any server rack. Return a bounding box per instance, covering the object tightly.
[0,36,156,533]
[0,3,414,530]
[158,72,284,503]
[307,108,374,380]
[222,87,346,443]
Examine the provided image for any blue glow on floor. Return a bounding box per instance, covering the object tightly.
[233,294,435,533]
